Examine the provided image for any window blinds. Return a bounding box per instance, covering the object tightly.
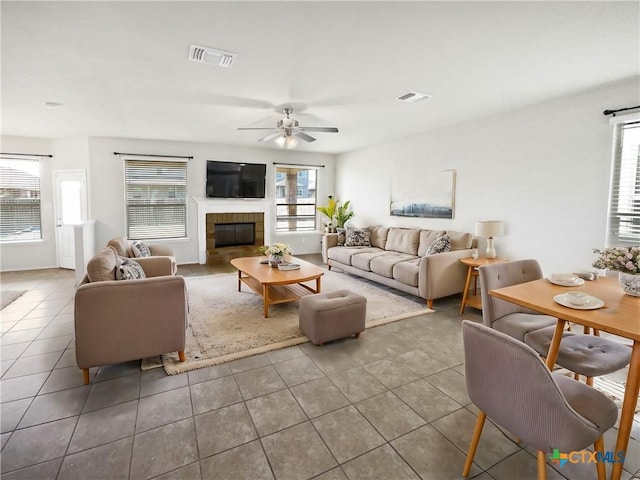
[124,159,187,240]
[607,120,640,246]
[0,158,41,242]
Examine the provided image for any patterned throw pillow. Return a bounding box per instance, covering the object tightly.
[345,228,371,247]
[116,258,146,280]
[337,228,346,246]
[425,234,451,255]
[131,241,151,258]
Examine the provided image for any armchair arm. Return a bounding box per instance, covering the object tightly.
[148,243,175,257]
[74,275,188,369]
[419,249,474,300]
[135,256,177,276]
[322,233,339,264]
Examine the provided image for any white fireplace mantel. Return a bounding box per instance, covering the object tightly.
[193,196,271,264]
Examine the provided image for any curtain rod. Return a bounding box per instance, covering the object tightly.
[603,105,640,116]
[113,152,193,159]
[273,162,325,168]
[0,152,53,158]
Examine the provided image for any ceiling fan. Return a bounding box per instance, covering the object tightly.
[238,107,338,148]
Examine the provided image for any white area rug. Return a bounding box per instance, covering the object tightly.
[146,269,432,375]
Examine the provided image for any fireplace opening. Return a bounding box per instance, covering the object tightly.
[215,222,255,248]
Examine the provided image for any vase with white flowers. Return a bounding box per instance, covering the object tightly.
[261,243,293,267]
[592,246,640,296]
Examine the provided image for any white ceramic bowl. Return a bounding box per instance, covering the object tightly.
[567,292,588,305]
[551,273,578,283]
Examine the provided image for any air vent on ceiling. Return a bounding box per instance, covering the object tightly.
[189,44,237,68]
[396,91,432,103]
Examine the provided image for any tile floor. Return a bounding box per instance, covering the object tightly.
[1,257,639,480]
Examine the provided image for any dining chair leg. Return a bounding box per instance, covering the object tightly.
[594,436,606,480]
[537,450,548,480]
[463,411,486,477]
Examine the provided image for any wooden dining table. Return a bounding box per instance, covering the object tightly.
[489,276,640,480]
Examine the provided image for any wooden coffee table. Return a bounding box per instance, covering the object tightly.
[230,256,325,318]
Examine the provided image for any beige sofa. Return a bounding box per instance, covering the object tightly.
[322,226,477,309]
[74,246,188,384]
[107,236,177,275]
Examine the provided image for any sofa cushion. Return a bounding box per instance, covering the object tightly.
[131,241,151,258]
[425,234,451,255]
[369,226,390,249]
[371,252,418,278]
[107,236,130,257]
[116,258,147,280]
[446,231,473,250]
[393,259,420,287]
[351,251,391,271]
[328,246,380,265]
[417,229,446,256]
[86,247,118,282]
[385,228,420,255]
[345,228,371,247]
[337,228,346,246]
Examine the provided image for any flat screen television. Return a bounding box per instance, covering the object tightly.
[206,160,266,199]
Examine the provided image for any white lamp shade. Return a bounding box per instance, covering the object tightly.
[475,220,504,238]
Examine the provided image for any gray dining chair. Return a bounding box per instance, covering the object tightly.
[478,259,557,341]
[478,259,631,385]
[461,320,617,480]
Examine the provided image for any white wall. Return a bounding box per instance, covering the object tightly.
[336,78,640,275]
[0,136,57,271]
[87,137,336,264]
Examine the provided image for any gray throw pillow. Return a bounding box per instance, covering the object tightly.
[116,258,146,280]
[337,228,346,246]
[345,228,371,247]
[425,234,451,255]
[131,241,151,258]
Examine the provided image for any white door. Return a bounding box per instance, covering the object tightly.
[54,170,87,269]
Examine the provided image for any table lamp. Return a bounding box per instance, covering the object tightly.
[475,221,504,259]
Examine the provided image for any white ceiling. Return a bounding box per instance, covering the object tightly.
[2,1,639,154]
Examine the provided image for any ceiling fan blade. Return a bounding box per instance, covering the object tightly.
[238,127,277,131]
[299,127,339,133]
[293,131,316,143]
[259,132,283,142]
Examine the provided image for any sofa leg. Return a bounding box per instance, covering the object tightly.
[354,332,361,339]
[427,299,433,309]
[327,265,332,271]
[83,368,90,385]
[178,351,186,362]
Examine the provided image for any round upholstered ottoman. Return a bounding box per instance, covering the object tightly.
[299,289,367,346]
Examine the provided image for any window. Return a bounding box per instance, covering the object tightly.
[607,117,640,246]
[124,158,187,240]
[0,157,41,242]
[275,166,317,232]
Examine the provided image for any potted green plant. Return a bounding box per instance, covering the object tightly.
[317,195,337,232]
[317,195,355,231]
[335,200,354,228]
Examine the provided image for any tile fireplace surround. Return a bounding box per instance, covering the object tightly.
[195,197,271,264]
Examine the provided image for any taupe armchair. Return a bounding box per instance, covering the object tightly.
[75,247,187,384]
[107,236,177,275]
[461,321,617,480]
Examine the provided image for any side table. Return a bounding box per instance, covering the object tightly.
[460,257,508,314]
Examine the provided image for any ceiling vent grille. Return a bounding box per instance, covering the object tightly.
[189,44,237,68]
[396,91,432,103]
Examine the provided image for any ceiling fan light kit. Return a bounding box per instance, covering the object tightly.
[238,107,338,148]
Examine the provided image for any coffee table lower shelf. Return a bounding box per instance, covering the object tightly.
[240,275,318,317]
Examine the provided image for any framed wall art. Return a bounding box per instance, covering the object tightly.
[390,169,456,219]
